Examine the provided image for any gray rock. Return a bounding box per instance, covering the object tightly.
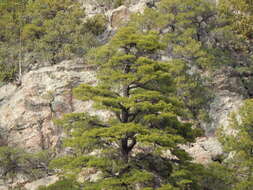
[202,68,245,136]
[183,137,223,164]
[24,175,58,190]
[110,5,131,28]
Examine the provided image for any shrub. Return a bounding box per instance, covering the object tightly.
[0,146,53,179]
[84,14,107,36]
[38,179,81,190]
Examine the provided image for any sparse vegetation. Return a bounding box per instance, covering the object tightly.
[0,146,53,180]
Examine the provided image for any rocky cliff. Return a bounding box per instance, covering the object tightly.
[0,57,246,190]
[0,0,248,189]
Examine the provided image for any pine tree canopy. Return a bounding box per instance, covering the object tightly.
[52,25,202,189]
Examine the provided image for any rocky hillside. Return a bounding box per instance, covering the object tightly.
[0,0,252,189]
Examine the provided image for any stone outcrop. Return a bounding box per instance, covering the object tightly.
[110,5,131,28]
[80,0,155,29]
[108,0,156,28]
[0,60,96,152]
[184,137,223,164]
[0,0,249,189]
[202,67,245,136]
[24,175,59,190]
[186,67,246,164]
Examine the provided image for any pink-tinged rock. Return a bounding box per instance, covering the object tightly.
[0,60,96,152]
[183,137,223,164]
[24,175,59,190]
[110,6,131,28]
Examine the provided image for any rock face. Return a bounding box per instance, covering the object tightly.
[108,0,156,28]
[24,175,59,190]
[110,5,131,28]
[184,137,223,164]
[0,0,248,189]
[80,0,154,29]
[186,68,246,164]
[202,68,245,136]
[0,60,96,152]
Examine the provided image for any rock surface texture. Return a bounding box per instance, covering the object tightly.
[0,60,96,189]
[186,67,246,164]
[0,61,245,188]
[24,175,59,190]
[0,60,96,153]
[0,1,248,189]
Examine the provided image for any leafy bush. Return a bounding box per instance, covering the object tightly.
[22,0,92,64]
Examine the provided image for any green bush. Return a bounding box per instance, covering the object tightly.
[0,146,53,179]
[0,63,17,82]
[0,0,108,82]
[84,14,107,36]
[38,179,81,190]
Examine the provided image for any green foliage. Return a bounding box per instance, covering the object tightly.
[38,179,81,190]
[130,0,252,86]
[219,0,253,41]
[52,22,203,189]
[0,0,27,41]
[1,0,252,189]
[129,0,216,123]
[0,0,107,82]
[218,99,253,190]
[22,0,95,64]
[0,0,27,82]
[216,0,253,96]
[83,14,107,36]
[130,0,218,69]
[199,162,235,190]
[0,146,53,179]
[0,62,17,82]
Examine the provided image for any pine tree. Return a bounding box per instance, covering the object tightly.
[0,0,107,82]
[218,99,253,190]
[0,0,27,82]
[22,0,96,64]
[219,0,253,42]
[130,0,217,125]
[51,26,202,190]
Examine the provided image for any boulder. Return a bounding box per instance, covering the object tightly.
[110,6,131,28]
[184,137,223,164]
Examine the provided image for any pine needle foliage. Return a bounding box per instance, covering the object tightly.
[52,25,202,189]
[218,99,253,190]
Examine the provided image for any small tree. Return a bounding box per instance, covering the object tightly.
[0,0,106,80]
[219,0,253,42]
[23,0,91,64]
[0,146,53,180]
[219,99,253,190]
[52,26,202,189]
